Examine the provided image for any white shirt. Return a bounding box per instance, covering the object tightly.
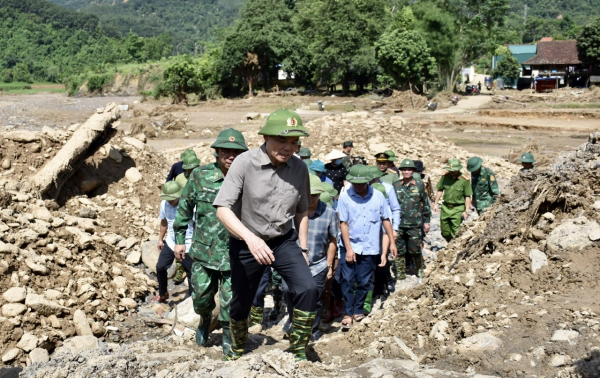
[159,200,194,251]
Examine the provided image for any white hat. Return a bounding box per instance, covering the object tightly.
[325,149,347,161]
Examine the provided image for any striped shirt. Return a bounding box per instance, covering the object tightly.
[307,201,339,275]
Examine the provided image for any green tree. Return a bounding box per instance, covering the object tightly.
[12,63,32,83]
[493,50,521,81]
[577,18,600,68]
[376,29,436,92]
[157,54,210,104]
[295,0,387,94]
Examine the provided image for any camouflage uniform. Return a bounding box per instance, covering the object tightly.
[173,162,232,355]
[436,173,473,242]
[471,167,499,214]
[393,178,431,278]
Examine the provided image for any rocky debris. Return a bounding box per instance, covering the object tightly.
[125,167,143,183]
[529,249,548,273]
[73,310,93,336]
[26,348,49,366]
[58,335,99,355]
[167,297,200,329]
[17,334,39,353]
[1,159,11,170]
[2,303,27,317]
[3,131,41,143]
[551,329,579,342]
[126,250,142,264]
[457,332,503,356]
[1,348,21,363]
[3,287,27,303]
[546,216,600,250]
[141,240,160,273]
[25,294,68,316]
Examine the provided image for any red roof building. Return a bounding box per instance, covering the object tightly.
[522,40,582,72]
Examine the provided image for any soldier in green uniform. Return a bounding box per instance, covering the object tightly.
[175,153,201,187]
[519,152,536,172]
[341,141,354,170]
[466,157,499,214]
[393,159,431,279]
[299,147,312,161]
[375,150,400,184]
[173,128,248,356]
[433,159,473,242]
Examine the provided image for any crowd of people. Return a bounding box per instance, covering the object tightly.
[152,109,538,361]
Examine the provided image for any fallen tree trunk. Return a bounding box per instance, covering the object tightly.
[31,103,121,199]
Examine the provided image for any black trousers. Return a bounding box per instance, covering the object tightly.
[229,230,318,321]
[156,243,193,296]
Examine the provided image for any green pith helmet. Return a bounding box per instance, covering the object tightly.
[211,128,249,151]
[367,165,383,179]
[467,156,483,172]
[375,150,397,162]
[258,109,309,137]
[161,181,183,201]
[444,158,463,172]
[175,173,188,188]
[299,147,312,158]
[320,191,334,207]
[182,152,201,170]
[399,158,416,170]
[346,164,371,184]
[343,141,353,148]
[371,183,388,198]
[309,175,325,195]
[519,152,536,163]
[322,182,338,198]
[181,149,195,160]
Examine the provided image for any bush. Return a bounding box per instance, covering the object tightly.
[1,69,12,83]
[12,63,33,83]
[87,73,114,92]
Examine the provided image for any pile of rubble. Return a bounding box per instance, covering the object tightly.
[330,130,600,377]
[0,106,170,367]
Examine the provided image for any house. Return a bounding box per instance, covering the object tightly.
[522,40,584,88]
[491,44,537,89]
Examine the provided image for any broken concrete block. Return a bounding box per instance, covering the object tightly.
[529,249,548,274]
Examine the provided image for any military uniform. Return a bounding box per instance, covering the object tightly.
[470,167,498,214]
[394,160,431,279]
[375,150,400,184]
[436,172,473,242]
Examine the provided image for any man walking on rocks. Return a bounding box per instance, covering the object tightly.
[433,159,472,242]
[214,109,318,361]
[466,157,499,214]
[173,128,248,356]
[338,164,397,329]
[393,159,431,279]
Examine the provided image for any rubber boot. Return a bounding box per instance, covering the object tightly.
[224,319,248,361]
[269,285,283,321]
[195,313,211,346]
[248,306,263,327]
[414,254,425,279]
[221,321,232,357]
[397,255,406,280]
[288,309,316,361]
[173,261,186,284]
[363,290,373,314]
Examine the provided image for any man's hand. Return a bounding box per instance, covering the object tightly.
[174,244,186,262]
[157,239,164,251]
[388,243,398,260]
[423,223,431,234]
[327,266,334,279]
[378,253,387,267]
[462,211,468,221]
[432,204,439,214]
[345,248,356,264]
[246,234,275,265]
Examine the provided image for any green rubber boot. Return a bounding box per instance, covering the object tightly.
[288,309,316,361]
[363,290,373,314]
[224,318,248,361]
[173,261,186,284]
[221,321,232,357]
[195,313,211,346]
[414,254,425,279]
[249,306,264,327]
[397,256,406,280]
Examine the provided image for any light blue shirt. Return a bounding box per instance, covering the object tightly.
[159,200,194,251]
[338,185,391,256]
[320,175,334,186]
[381,181,401,230]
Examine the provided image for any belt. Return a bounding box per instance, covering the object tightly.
[443,203,464,209]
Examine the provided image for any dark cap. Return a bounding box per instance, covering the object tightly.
[343,141,353,148]
[413,160,425,173]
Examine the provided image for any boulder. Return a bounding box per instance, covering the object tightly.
[60,335,98,355]
[120,298,138,309]
[457,332,503,356]
[141,240,160,273]
[31,207,53,223]
[65,227,93,249]
[27,348,50,365]
[529,249,548,274]
[102,233,124,246]
[2,303,27,317]
[550,354,571,367]
[17,333,39,352]
[73,309,93,336]
[3,287,27,303]
[4,130,40,143]
[1,158,11,170]
[109,147,123,163]
[0,241,19,254]
[125,237,139,250]
[25,258,48,275]
[167,297,200,329]
[25,293,69,316]
[1,348,21,363]
[122,137,146,150]
[551,330,579,342]
[429,320,449,341]
[126,250,141,265]
[125,168,142,183]
[547,216,600,251]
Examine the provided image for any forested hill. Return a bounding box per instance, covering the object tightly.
[0,0,172,84]
[47,0,244,54]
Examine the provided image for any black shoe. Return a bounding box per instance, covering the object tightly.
[268,306,280,321]
[387,283,396,294]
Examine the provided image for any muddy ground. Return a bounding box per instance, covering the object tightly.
[1,88,600,377]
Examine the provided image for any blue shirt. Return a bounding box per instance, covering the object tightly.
[159,200,194,251]
[380,181,401,230]
[166,161,184,182]
[320,175,334,186]
[338,185,391,256]
[307,201,339,275]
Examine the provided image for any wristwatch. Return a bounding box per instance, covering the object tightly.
[301,248,309,254]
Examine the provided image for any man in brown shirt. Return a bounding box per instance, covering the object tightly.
[214,109,318,361]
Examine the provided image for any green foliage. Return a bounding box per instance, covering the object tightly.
[156,55,213,104]
[86,73,114,92]
[493,51,521,81]
[12,63,33,83]
[376,29,437,90]
[577,18,600,68]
